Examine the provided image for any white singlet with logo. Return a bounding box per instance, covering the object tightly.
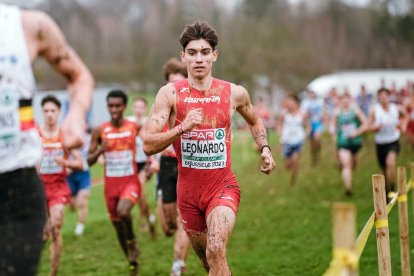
[280,112,306,145]
[181,128,227,169]
[39,144,64,174]
[374,103,400,144]
[0,5,41,173]
[105,150,134,177]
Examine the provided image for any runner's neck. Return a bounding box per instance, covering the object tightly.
[42,124,59,138]
[111,118,124,128]
[188,75,214,91]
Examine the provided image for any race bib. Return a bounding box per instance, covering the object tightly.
[380,123,396,136]
[105,150,134,177]
[288,128,299,138]
[39,148,64,174]
[181,128,227,170]
[0,84,20,158]
[341,123,356,138]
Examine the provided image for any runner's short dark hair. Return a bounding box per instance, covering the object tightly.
[286,94,300,103]
[41,95,61,108]
[107,89,128,105]
[163,58,188,81]
[377,87,391,96]
[179,20,218,50]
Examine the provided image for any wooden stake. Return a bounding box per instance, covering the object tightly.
[372,174,392,276]
[398,167,411,276]
[332,203,358,276]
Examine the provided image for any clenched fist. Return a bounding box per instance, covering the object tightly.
[182,108,203,132]
[260,147,276,175]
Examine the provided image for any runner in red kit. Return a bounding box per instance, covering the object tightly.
[38,95,83,276]
[143,21,275,275]
[88,90,140,275]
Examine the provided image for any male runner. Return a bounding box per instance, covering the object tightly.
[277,94,309,186]
[368,88,407,202]
[38,95,83,276]
[301,90,325,165]
[0,4,93,275]
[157,58,191,276]
[142,21,275,275]
[329,93,367,196]
[128,97,157,239]
[88,90,140,274]
[67,125,92,236]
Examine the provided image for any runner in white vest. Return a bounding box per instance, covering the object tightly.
[368,88,407,202]
[0,4,93,275]
[278,94,309,186]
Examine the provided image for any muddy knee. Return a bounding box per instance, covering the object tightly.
[206,242,226,264]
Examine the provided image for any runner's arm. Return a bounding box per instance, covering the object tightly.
[367,108,380,132]
[234,85,268,149]
[142,85,202,155]
[353,107,368,136]
[329,109,338,137]
[142,85,180,155]
[88,126,103,166]
[55,149,83,171]
[34,12,94,149]
[303,113,311,137]
[276,113,284,136]
[233,84,275,174]
[398,105,408,133]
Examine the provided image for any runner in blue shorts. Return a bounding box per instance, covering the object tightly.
[301,90,325,165]
[67,128,92,236]
[278,94,309,186]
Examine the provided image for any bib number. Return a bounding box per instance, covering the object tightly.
[105,150,134,177]
[181,128,227,170]
[40,148,64,174]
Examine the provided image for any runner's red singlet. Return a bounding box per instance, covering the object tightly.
[38,127,70,208]
[101,120,140,221]
[173,78,240,232]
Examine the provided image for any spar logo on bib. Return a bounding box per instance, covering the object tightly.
[181,128,227,170]
[215,129,224,140]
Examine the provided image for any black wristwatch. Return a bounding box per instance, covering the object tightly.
[261,145,271,153]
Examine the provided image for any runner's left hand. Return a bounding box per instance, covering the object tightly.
[260,147,275,175]
[61,112,85,149]
[54,156,67,167]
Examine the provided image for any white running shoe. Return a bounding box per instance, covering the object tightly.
[171,260,186,276]
[74,223,85,236]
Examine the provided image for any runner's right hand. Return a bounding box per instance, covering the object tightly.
[182,108,203,132]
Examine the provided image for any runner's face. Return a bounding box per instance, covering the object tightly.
[180,39,217,80]
[107,97,125,121]
[286,98,297,112]
[42,102,60,126]
[378,92,389,106]
[133,100,147,118]
[341,96,350,108]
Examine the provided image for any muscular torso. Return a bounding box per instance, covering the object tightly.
[164,81,241,129]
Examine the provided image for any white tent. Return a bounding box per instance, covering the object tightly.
[306,69,414,97]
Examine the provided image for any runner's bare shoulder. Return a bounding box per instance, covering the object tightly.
[155,82,176,108]
[230,83,250,107]
[20,9,54,40]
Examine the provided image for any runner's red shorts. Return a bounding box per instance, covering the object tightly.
[407,121,414,134]
[43,181,70,209]
[178,175,240,233]
[104,176,140,221]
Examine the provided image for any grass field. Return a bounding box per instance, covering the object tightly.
[38,131,414,275]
